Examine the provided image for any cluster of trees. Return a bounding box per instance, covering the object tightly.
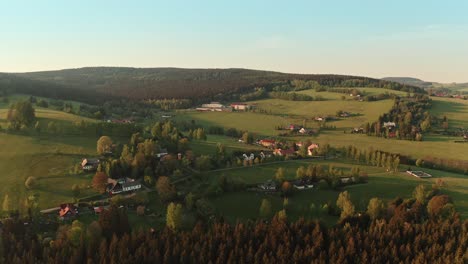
[368,95,432,140]
[362,92,396,101]
[269,91,315,101]
[343,145,401,172]
[415,156,468,175]
[6,100,35,130]
[239,87,267,101]
[91,121,191,186]
[187,128,207,140]
[145,98,192,110]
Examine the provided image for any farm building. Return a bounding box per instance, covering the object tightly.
[230,103,252,111]
[383,122,396,128]
[197,102,228,111]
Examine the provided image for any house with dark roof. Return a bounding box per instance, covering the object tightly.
[81,158,100,171]
[293,179,314,190]
[156,148,169,158]
[107,178,142,195]
[258,180,277,191]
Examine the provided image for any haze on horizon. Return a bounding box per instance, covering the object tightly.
[1,0,467,83]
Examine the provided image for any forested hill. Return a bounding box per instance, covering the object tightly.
[1,67,424,103]
[382,77,433,88]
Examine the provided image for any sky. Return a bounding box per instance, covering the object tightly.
[1,0,467,82]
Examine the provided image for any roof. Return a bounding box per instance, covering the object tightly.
[122,180,142,188]
[158,148,168,154]
[260,139,276,143]
[274,148,296,155]
[231,103,248,106]
[59,204,77,217]
[82,158,99,166]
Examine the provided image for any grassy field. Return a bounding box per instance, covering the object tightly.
[190,135,265,155]
[205,159,468,222]
[431,97,468,129]
[310,131,468,161]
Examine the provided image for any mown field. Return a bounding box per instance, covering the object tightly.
[204,159,468,222]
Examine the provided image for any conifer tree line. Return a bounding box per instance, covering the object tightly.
[0,209,466,263]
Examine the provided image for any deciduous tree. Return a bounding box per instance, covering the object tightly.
[97,136,113,155]
[156,176,176,202]
[259,199,272,218]
[166,202,183,230]
[92,172,109,193]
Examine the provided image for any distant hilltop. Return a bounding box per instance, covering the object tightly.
[0,67,424,104]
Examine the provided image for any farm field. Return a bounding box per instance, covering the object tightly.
[248,98,393,130]
[205,159,468,222]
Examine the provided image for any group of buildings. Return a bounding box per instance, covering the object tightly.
[257,139,320,157]
[196,102,255,112]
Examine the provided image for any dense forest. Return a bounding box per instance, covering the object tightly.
[1,68,425,105]
[1,212,466,263]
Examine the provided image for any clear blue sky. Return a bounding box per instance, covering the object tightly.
[1,0,467,82]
